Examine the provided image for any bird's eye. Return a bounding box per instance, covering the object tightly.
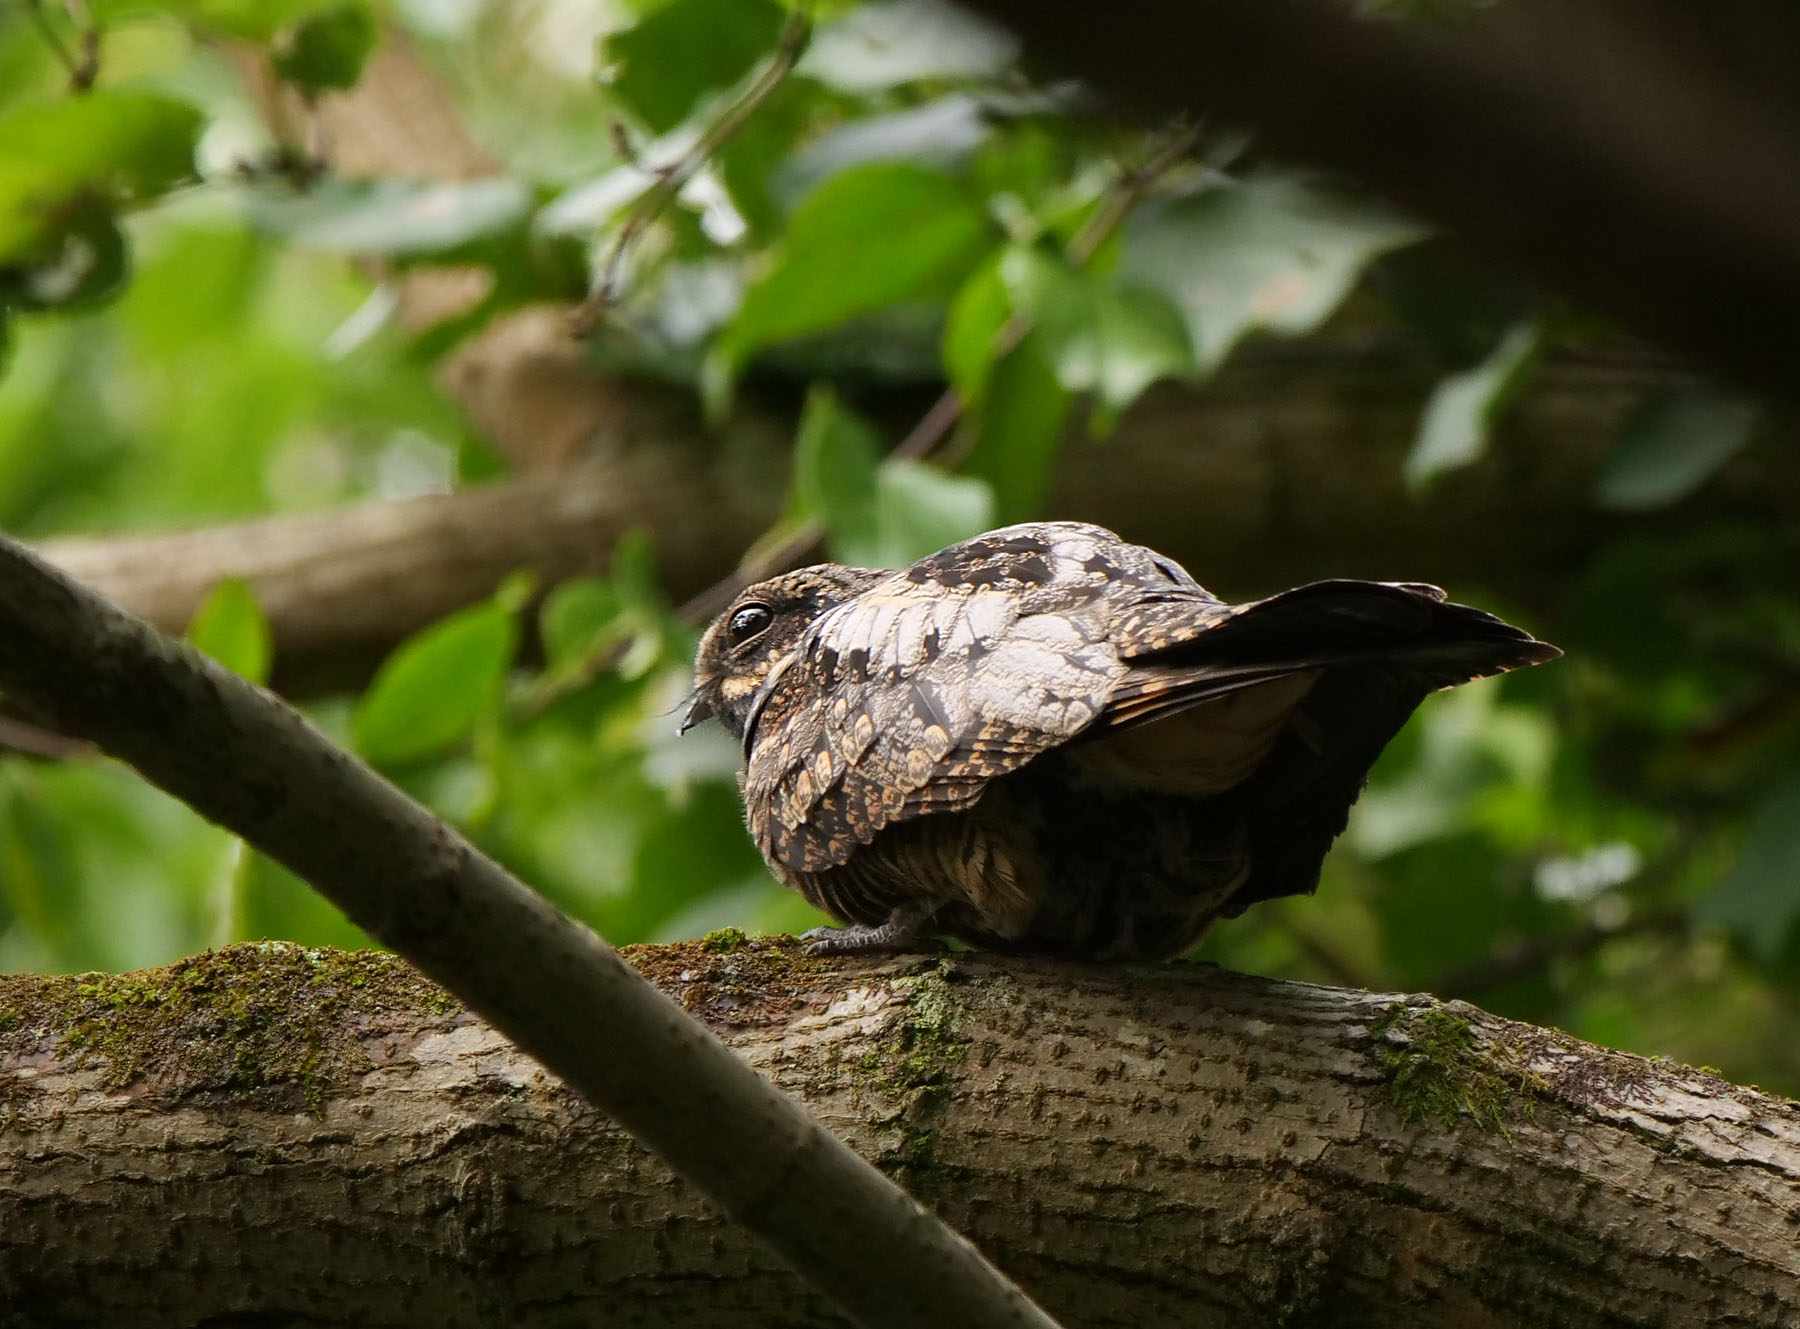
[727,602,774,646]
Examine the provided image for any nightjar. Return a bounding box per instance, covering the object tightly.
[684,522,1559,960]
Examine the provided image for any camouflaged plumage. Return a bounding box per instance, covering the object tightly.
[686,522,1560,959]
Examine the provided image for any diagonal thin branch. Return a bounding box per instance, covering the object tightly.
[0,530,1061,1329]
[570,8,814,335]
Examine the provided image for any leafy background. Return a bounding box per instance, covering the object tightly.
[2,0,1797,1093]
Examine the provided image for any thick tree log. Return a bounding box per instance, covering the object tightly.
[4,940,1796,1328]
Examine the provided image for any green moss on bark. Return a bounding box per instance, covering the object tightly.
[1369,999,1548,1135]
[0,941,460,1115]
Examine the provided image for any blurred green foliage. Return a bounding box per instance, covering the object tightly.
[1,0,1796,1096]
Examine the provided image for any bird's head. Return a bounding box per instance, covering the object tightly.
[683,563,886,743]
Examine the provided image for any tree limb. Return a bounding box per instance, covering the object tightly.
[4,939,1795,1328]
[956,0,1800,401]
[0,535,1056,1329]
[36,369,790,693]
[40,333,1790,697]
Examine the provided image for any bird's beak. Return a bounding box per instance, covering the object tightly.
[678,691,713,734]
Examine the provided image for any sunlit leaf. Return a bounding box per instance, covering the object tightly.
[605,0,786,134]
[242,177,532,257]
[1000,245,1191,418]
[960,331,1069,522]
[838,459,995,568]
[540,577,623,668]
[774,96,992,204]
[352,597,520,766]
[235,852,373,951]
[725,163,990,364]
[941,251,1010,401]
[793,386,880,552]
[1122,171,1424,373]
[186,578,273,686]
[89,0,341,40]
[1404,321,1542,491]
[1595,385,1758,511]
[799,0,1018,91]
[0,93,203,262]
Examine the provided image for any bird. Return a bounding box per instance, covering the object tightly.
[683,521,1559,961]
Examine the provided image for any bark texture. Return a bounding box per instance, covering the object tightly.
[4,940,1796,1329]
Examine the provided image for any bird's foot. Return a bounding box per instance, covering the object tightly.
[802,906,939,956]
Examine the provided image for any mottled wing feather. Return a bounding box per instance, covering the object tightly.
[745,524,1157,874]
[1083,579,1536,739]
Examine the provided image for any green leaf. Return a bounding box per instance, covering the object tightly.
[0,93,204,262]
[1595,385,1758,511]
[800,0,1017,92]
[540,576,623,668]
[1695,777,1800,963]
[999,246,1192,418]
[241,177,532,257]
[839,460,995,568]
[725,163,990,365]
[605,0,787,134]
[775,96,992,204]
[792,386,880,551]
[89,0,342,41]
[1404,321,1542,491]
[0,199,128,312]
[1121,171,1424,373]
[942,251,1010,402]
[186,578,273,686]
[352,597,521,766]
[272,1,377,93]
[961,331,1069,522]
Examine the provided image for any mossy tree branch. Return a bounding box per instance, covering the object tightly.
[0,534,1056,1329]
[4,939,1797,1328]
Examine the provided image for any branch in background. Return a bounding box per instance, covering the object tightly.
[31,334,1792,710]
[956,0,1800,402]
[569,9,814,335]
[0,535,1059,1329]
[36,396,789,695]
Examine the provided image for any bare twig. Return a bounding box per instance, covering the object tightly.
[1066,121,1204,266]
[570,9,813,335]
[0,531,1062,1329]
[25,0,98,91]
